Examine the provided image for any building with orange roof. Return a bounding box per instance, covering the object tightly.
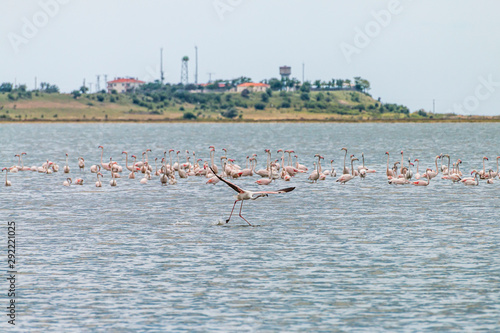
[235,82,270,93]
[107,77,145,93]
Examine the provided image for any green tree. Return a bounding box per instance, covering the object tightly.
[183,111,197,119]
[268,78,283,91]
[300,92,310,101]
[261,93,269,103]
[300,82,311,92]
[221,107,238,118]
[354,77,371,93]
[80,86,89,94]
[0,82,13,92]
[314,80,322,90]
[71,90,81,99]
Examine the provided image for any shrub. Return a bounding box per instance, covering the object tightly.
[221,108,238,118]
[300,92,310,101]
[254,102,266,110]
[183,112,197,119]
[97,95,105,102]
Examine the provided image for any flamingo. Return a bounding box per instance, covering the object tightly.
[423,154,442,179]
[414,159,421,179]
[294,154,308,172]
[479,157,489,179]
[385,152,394,178]
[2,168,12,186]
[412,169,432,186]
[16,153,31,171]
[486,170,494,184]
[98,146,111,171]
[109,171,117,186]
[64,153,70,173]
[122,151,135,172]
[341,147,349,174]
[63,178,71,186]
[209,167,295,226]
[463,171,479,186]
[74,178,84,185]
[95,172,103,187]
[78,157,85,173]
[160,166,168,185]
[336,157,358,184]
[256,162,275,185]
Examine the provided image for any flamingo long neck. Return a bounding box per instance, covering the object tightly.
[267,152,271,171]
[447,156,451,172]
[386,154,390,171]
[65,155,69,167]
[483,158,486,173]
[318,158,322,173]
[351,159,355,176]
[362,154,365,168]
[435,156,439,173]
[100,148,104,165]
[343,150,347,169]
[416,160,419,173]
[400,153,404,174]
[124,153,129,169]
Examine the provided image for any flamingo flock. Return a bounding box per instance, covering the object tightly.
[2,147,499,190]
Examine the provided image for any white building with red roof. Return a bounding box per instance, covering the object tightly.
[107,77,145,93]
[236,82,270,93]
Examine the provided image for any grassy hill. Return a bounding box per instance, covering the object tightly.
[0,88,498,122]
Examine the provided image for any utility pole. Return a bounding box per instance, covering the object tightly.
[96,75,100,92]
[34,76,37,90]
[195,46,198,84]
[207,72,215,83]
[160,48,164,84]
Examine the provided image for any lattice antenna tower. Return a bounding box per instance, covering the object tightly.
[181,56,189,85]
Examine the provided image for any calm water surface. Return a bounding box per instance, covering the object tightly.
[1,123,499,332]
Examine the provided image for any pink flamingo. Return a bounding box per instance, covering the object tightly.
[210,167,295,226]
[98,146,111,171]
[64,153,70,173]
[2,168,12,186]
[412,169,432,186]
[336,157,358,184]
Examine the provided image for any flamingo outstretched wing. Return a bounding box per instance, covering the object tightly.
[209,167,244,193]
[254,187,295,194]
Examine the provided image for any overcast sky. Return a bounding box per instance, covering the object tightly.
[2,0,500,115]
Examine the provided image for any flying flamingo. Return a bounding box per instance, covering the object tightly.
[2,168,12,186]
[209,167,295,226]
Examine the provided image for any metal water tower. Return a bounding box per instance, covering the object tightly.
[181,56,189,85]
[280,66,291,80]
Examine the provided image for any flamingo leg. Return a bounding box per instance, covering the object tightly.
[226,200,238,223]
[238,200,252,226]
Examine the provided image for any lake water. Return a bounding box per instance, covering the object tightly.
[1,123,499,331]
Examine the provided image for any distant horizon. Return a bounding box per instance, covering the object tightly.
[2,0,500,115]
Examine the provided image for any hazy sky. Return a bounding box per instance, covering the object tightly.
[2,0,500,115]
